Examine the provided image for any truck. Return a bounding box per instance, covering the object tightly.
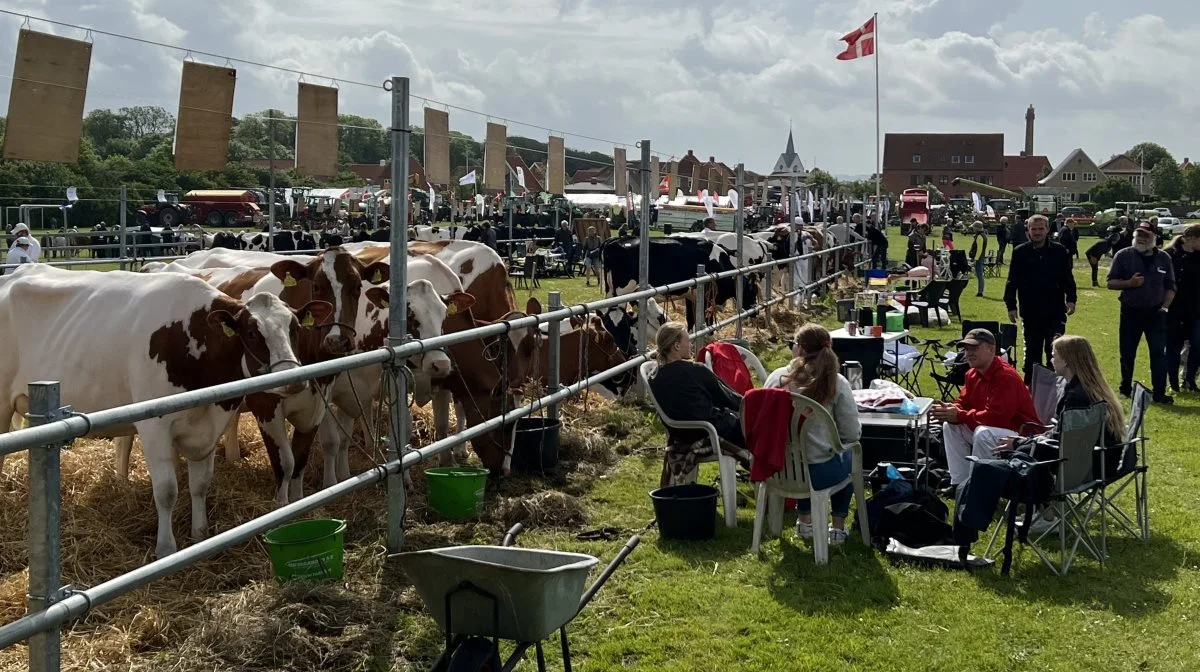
[898,188,930,228]
[137,190,263,228]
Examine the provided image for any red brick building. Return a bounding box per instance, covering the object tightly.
[882,133,1004,198]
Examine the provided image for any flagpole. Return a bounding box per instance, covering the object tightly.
[873,11,881,226]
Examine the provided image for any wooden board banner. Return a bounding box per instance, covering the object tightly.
[614,147,627,195]
[548,135,565,194]
[650,157,660,196]
[668,161,679,197]
[295,83,338,178]
[424,108,451,185]
[484,122,506,190]
[2,30,93,163]
[174,61,237,171]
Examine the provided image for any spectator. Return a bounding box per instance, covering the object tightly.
[866,220,889,269]
[9,223,40,262]
[481,221,497,251]
[931,328,1040,488]
[1165,224,1200,392]
[1059,217,1080,260]
[553,220,574,262]
[703,217,717,232]
[1004,214,1077,383]
[581,226,603,287]
[767,324,861,545]
[968,220,989,297]
[995,216,1009,265]
[1107,221,1176,403]
[905,219,925,267]
[1008,215,1028,248]
[3,236,35,273]
[941,222,954,250]
[648,322,744,447]
[1086,225,1123,287]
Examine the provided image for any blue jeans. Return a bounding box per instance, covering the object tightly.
[974,259,985,295]
[795,451,854,518]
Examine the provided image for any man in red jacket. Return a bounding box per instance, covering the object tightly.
[931,328,1040,487]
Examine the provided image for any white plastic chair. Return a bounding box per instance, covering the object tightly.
[640,360,739,528]
[697,342,770,388]
[747,392,870,564]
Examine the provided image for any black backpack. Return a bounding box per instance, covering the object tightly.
[865,479,953,549]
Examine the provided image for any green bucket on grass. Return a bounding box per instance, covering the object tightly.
[262,518,346,582]
[426,466,489,520]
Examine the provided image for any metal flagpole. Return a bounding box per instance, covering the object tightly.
[386,76,411,553]
[874,12,882,226]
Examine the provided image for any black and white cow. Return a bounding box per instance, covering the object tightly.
[600,236,758,330]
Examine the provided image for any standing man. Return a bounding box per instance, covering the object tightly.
[866,220,889,270]
[1108,221,1176,403]
[968,221,989,297]
[1059,217,1080,261]
[1004,215,1077,383]
[995,216,1009,265]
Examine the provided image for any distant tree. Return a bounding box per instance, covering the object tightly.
[1184,165,1200,203]
[1150,160,1183,200]
[1090,177,1139,209]
[1124,142,1175,173]
[806,168,839,193]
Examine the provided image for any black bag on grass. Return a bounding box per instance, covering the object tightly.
[865,479,953,549]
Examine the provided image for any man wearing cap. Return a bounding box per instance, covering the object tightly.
[1107,221,1177,403]
[8,224,40,262]
[4,236,35,273]
[1004,214,1077,383]
[931,328,1040,488]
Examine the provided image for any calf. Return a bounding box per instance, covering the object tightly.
[526,298,629,396]
[0,265,328,557]
[596,297,668,356]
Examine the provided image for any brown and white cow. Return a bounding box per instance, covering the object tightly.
[0,265,329,557]
[525,297,629,397]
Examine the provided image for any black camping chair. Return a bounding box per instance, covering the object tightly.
[941,278,971,322]
[905,280,950,327]
[832,336,885,387]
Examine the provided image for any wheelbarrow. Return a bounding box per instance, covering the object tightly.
[399,523,640,671]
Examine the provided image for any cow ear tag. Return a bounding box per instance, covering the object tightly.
[302,312,316,327]
[283,273,297,287]
[380,299,389,309]
[373,270,383,283]
[446,303,458,315]
[221,323,236,337]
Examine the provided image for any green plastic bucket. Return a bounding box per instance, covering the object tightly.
[426,467,489,520]
[262,518,347,582]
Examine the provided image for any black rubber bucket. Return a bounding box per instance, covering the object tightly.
[663,223,673,235]
[510,417,561,472]
[650,483,718,541]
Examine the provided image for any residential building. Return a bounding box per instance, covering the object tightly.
[1098,154,1149,196]
[506,155,543,193]
[676,150,704,193]
[1037,148,1105,202]
[345,158,427,188]
[882,133,1004,197]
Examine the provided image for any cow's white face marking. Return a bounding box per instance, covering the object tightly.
[405,279,451,376]
[244,292,301,375]
[322,253,345,344]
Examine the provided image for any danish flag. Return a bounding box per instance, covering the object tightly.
[836,16,875,61]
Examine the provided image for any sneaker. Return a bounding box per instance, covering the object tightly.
[828,527,849,545]
[795,520,814,540]
[1154,394,1175,405]
[1027,516,1058,537]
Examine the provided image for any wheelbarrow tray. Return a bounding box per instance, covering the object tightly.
[398,545,599,642]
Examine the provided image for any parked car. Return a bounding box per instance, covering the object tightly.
[1154,207,1173,218]
[1157,217,1186,236]
[1186,209,1200,219]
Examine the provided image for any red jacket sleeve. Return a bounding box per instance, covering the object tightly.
[957,367,1026,431]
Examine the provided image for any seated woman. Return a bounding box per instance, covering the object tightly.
[768,324,862,545]
[648,322,745,447]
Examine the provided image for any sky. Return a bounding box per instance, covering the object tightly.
[0,0,1198,178]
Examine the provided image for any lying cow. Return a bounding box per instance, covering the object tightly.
[0,264,328,557]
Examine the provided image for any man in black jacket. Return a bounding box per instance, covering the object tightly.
[1004,214,1078,383]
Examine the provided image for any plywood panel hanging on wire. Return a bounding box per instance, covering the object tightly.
[2,30,93,164]
[295,83,338,178]
[613,147,627,195]
[424,108,451,185]
[174,62,237,171]
[650,157,660,197]
[548,135,565,194]
[668,161,679,196]
[484,122,507,190]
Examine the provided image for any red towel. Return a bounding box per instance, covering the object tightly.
[699,342,754,395]
[743,388,794,482]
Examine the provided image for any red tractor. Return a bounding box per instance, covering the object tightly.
[137,190,262,228]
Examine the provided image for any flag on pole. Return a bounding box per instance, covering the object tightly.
[429,184,436,213]
[836,16,876,61]
[515,166,527,190]
[458,169,476,186]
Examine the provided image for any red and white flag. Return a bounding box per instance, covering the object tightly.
[836,16,875,61]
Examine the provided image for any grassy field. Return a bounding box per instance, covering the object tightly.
[8,228,1199,671]
[400,228,1200,671]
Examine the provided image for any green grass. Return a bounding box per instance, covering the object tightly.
[390,228,1200,671]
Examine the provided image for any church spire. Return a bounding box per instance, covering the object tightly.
[785,123,795,158]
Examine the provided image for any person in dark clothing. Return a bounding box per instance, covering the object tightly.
[866,221,889,269]
[1008,215,1028,249]
[1164,224,1200,392]
[968,221,989,297]
[1058,219,1080,260]
[1086,226,1123,287]
[995,216,1010,265]
[1004,215,1077,384]
[1108,221,1177,403]
[553,220,575,262]
[648,322,744,446]
[905,219,926,267]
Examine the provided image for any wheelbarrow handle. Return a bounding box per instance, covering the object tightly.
[501,523,525,547]
[577,535,640,612]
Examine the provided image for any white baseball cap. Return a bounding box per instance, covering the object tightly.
[13,223,29,234]
[15,236,33,246]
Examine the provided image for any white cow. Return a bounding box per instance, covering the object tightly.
[0,265,327,557]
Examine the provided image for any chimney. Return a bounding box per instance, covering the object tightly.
[1024,104,1035,156]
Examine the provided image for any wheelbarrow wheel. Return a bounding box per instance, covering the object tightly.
[447,637,501,672]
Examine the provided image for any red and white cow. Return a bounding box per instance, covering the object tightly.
[0,265,329,557]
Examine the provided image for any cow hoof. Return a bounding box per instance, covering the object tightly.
[156,541,178,558]
[191,527,208,544]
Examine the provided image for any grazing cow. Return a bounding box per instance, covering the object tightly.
[526,298,629,397]
[595,297,668,356]
[0,264,328,557]
[601,236,758,329]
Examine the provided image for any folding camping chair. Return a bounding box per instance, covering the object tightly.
[1099,382,1151,542]
[927,320,1018,401]
[640,361,739,528]
[746,392,870,564]
[986,401,1108,575]
[1026,364,1064,430]
[905,280,950,327]
[941,278,971,322]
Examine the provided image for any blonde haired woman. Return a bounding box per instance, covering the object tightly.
[770,324,861,544]
[1049,335,1126,474]
[648,322,745,446]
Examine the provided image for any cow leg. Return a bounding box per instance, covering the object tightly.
[255,408,293,505]
[432,389,455,466]
[0,410,12,476]
[289,428,318,502]
[115,434,135,480]
[684,298,697,331]
[318,411,344,488]
[185,449,216,544]
[222,413,241,462]
[138,423,179,558]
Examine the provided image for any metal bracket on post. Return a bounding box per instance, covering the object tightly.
[386,75,411,555]
[27,381,68,672]
[547,292,562,422]
[118,186,127,271]
[694,263,706,340]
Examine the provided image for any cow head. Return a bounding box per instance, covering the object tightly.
[573,316,630,394]
[597,298,666,356]
[269,248,390,357]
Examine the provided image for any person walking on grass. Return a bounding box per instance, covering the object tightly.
[1108,221,1176,404]
[995,216,1009,265]
[968,220,989,297]
[1004,214,1077,384]
[1164,225,1200,393]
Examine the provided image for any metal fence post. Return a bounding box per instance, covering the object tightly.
[118,186,127,271]
[734,163,744,341]
[547,292,562,422]
[386,75,411,554]
[764,265,773,330]
[637,140,651,362]
[694,263,706,336]
[27,381,65,672]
